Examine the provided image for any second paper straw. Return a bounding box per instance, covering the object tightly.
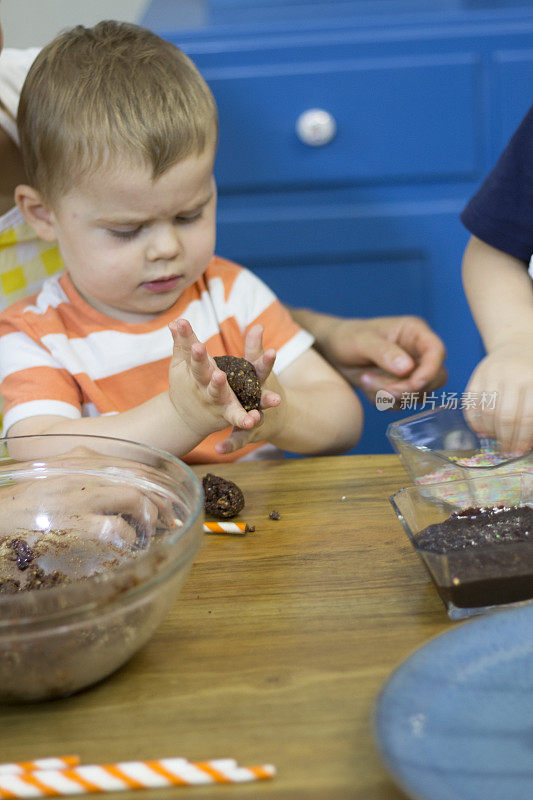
[0,758,276,797]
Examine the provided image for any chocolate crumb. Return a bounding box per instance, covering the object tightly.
[203,473,245,519]
[0,578,21,594]
[214,355,261,411]
[25,565,71,591]
[269,510,280,520]
[8,539,35,571]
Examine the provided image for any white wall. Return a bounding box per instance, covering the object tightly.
[1,0,151,49]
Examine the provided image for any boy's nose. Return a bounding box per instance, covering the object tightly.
[146,223,182,261]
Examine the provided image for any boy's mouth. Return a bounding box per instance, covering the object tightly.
[142,275,181,293]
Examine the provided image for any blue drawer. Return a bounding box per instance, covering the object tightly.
[207,53,481,191]
[217,194,481,391]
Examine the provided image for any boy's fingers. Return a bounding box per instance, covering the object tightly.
[225,407,260,430]
[244,325,278,380]
[169,318,201,365]
[513,391,533,455]
[260,389,281,409]
[513,425,533,457]
[497,384,528,455]
[244,324,264,362]
[215,426,254,455]
[188,341,216,386]
[204,370,260,429]
[205,368,234,402]
[255,348,277,382]
[168,321,184,364]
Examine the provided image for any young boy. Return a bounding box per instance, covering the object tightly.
[0,25,447,409]
[460,106,533,457]
[0,21,362,463]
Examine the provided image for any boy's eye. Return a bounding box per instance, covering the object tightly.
[176,211,202,224]
[108,226,142,240]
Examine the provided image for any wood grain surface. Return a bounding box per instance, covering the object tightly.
[0,454,454,800]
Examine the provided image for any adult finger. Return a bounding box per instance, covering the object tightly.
[386,364,448,397]
[404,339,447,391]
[352,330,415,376]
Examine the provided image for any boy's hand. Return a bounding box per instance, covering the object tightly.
[318,315,447,404]
[168,320,280,441]
[464,338,533,456]
[215,324,282,455]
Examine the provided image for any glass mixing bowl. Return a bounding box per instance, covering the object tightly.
[0,434,204,702]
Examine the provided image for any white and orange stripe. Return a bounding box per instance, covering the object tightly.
[203,521,248,534]
[0,758,276,797]
[0,758,80,776]
[0,256,313,464]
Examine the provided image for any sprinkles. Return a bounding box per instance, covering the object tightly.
[415,449,533,504]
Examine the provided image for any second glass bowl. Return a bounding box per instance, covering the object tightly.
[390,471,533,620]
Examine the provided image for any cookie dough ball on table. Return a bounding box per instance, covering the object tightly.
[214,355,261,412]
[203,473,245,519]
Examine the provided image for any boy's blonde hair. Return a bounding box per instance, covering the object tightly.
[18,20,218,202]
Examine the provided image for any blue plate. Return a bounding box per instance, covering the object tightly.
[374,604,533,800]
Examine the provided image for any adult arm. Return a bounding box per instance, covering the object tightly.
[290,308,447,401]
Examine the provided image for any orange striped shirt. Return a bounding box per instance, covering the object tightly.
[0,255,313,463]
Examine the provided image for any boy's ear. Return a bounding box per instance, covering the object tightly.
[15,184,57,242]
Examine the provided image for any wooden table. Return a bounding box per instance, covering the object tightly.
[0,455,454,799]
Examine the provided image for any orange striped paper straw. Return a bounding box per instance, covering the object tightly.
[0,758,276,797]
[203,522,248,535]
[0,757,80,774]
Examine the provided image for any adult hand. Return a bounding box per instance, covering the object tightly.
[317,315,447,405]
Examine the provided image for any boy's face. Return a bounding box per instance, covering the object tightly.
[47,147,217,322]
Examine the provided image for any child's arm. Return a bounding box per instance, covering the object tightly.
[7,320,279,457]
[215,325,363,456]
[462,235,533,455]
[289,308,447,402]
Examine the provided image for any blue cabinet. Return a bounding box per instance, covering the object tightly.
[142,0,533,453]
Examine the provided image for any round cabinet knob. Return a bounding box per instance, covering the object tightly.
[295,108,337,147]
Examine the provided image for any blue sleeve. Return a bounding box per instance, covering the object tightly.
[460,104,533,263]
